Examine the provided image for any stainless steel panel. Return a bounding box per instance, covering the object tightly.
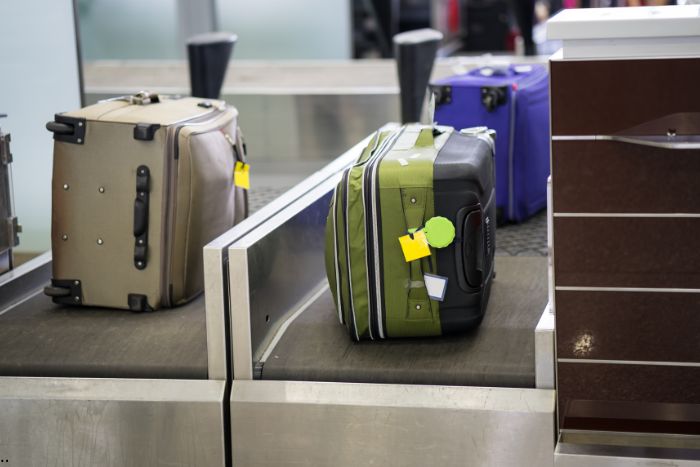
[536,302,556,389]
[0,377,227,467]
[84,58,548,169]
[231,380,556,467]
[204,140,369,379]
[206,134,374,380]
[227,134,379,380]
[0,251,51,313]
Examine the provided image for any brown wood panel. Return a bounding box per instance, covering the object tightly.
[558,362,700,434]
[552,140,700,213]
[554,217,700,288]
[550,58,700,136]
[556,290,700,362]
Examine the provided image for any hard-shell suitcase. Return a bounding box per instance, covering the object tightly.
[325,124,496,340]
[44,92,248,311]
[0,115,20,275]
[431,64,550,223]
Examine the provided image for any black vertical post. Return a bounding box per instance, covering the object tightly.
[187,32,237,99]
[393,29,443,124]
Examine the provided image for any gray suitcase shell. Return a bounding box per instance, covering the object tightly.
[45,93,247,311]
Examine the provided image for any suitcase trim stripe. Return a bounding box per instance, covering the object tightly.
[328,129,398,340]
[365,128,404,339]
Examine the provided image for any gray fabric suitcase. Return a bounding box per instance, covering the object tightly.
[44,92,248,311]
[0,115,20,275]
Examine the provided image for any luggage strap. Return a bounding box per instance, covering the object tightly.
[104,91,161,106]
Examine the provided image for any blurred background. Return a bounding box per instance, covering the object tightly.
[1,0,691,257]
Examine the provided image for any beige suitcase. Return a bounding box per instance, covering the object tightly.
[45,92,247,311]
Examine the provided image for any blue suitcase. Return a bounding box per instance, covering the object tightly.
[431,65,550,223]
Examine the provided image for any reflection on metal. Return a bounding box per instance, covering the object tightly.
[203,147,373,380]
[84,58,548,170]
[0,251,51,314]
[555,439,700,466]
[561,430,700,451]
[231,380,556,467]
[213,134,374,380]
[228,176,342,380]
[0,377,227,466]
[536,302,555,389]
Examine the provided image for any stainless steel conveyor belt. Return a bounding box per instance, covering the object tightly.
[260,256,547,387]
[0,187,289,380]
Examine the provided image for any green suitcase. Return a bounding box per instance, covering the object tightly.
[325,124,497,340]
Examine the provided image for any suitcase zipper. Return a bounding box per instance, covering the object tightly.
[343,130,397,340]
[340,168,360,341]
[364,127,404,339]
[162,107,228,306]
[330,188,346,326]
[336,132,383,338]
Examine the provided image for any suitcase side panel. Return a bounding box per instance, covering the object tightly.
[433,66,550,222]
[171,112,239,304]
[378,127,441,338]
[433,132,496,333]
[511,76,550,221]
[434,84,511,216]
[52,121,166,309]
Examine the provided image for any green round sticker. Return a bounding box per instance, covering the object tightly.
[424,216,455,248]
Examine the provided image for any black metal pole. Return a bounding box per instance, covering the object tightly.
[393,29,443,124]
[187,32,237,99]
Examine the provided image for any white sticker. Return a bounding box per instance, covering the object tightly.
[398,158,408,166]
[424,273,448,302]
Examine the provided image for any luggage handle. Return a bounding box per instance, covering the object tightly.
[455,205,484,291]
[102,91,161,106]
[133,165,150,270]
[600,134,700,150]
[46,114,86,145]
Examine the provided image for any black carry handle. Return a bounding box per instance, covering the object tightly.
[46,114,86,145]
[46,122,73,134]
[134,165,150,270]
[187,32,237,99]
[455,206,485,290]
[393,28,443,124]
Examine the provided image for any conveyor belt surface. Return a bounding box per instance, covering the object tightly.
[0,292,207,379]
[261,256,547,387]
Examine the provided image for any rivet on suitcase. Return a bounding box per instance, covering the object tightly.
[325,124,496,340]
[44,93,248,311]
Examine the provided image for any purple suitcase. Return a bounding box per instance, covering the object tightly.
[431,65,550,223]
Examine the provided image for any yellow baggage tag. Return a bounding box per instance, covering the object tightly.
[398,230,431,262]
[234,161,250,190]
